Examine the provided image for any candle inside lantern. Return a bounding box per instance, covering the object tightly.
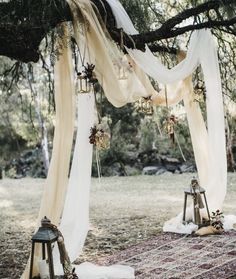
[39,259,50,279]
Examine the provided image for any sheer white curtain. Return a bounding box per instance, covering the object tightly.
[129,35,226,212]
[53,91,135,277]
[60,93,95,262]
[53,93,95,275]
[21,30,75,278]
[23,0,231,278]
[106,0,227,224]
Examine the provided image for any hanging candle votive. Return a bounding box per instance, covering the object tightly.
[194,89,205,103]
[135,96,154,116]
[118,61,128,80]
[77,73,91,93]
[113,57,132,80]
[163,115,178,144]
[77,63,98,94]
[144,96,154,116]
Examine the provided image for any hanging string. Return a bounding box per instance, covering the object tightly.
[174,131,187,162]
[120,28,124,51]
[76,38,86,68]
[76,19,92,71]
[80,22,104,185]
[74,5,91,68]
[76,17,105,185]
[164,85,169,111]
[156,119,163,138]
[91,0,108,26]
[93,83,103,185]
[153,106,163,138]
[96,147,102,185]
[94,86,102,124]
[164,85,186,161]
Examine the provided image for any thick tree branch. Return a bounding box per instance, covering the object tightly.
[148,44,177,55]
[0,0,71,62]
[0,0,236,62]
[112,0,236,49]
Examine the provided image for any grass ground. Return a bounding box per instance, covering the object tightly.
[0,173,236,278]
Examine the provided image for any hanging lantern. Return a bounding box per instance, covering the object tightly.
[163,114,178,144]
[194,81,205,103]
[194,88,205,103]
[89,125,110,150]
[118,65,128,80]
[77,63,98,94]
[135,96,154,116]
[113,58,132,80]
[182,178,211,227]
[77,73,91,93]
[118,61,129,80]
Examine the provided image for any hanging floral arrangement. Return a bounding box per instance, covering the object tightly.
[77,63,98,93]
[89,125,110,150]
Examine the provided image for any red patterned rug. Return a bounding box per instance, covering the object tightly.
[98,231,236,279]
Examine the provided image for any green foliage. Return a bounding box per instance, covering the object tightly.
[0,56,54,167]
[91,91,196,176]
[138,117,157,152]
[0,0,236,177]
[120,0,154,32]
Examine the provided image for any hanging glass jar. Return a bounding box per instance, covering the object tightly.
[77,73,91,93]
[77,63,98,94]
[135,96,154,116]
[113,57,133,80]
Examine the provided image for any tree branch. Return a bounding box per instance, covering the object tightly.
[111,0,236,49]
[0,0,236,62]
[0,0,71,62]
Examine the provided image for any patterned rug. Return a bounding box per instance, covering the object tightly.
[98,231,236,279]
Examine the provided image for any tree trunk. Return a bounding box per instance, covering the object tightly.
[225,116,235,172]
[35,91,50,174]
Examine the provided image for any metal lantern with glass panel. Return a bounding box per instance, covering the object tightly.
[77,73,91,93]
[77,63,98,94]
[136,96,154,116]
[182,178,211,227]
[29,217,58,279]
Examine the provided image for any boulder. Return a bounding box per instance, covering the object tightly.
[142,166,159,175]
[125,166,141,176]
[180,163,196,173]
[138,150,161,166]
[155,168,167,175]
[160,155,181,173]
[5,148,47,178]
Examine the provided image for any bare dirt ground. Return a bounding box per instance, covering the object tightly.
[0,173,236,278]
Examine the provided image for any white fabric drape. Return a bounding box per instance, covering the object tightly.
[60,93,94,262]
[54,93,95,275]
[106,0,227,214]
[74,262,135,279]
[22,0,232,277]
[68,0,150,108]
[52,91,134,277]
[127,33,227,210]
[21,31,75,278]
